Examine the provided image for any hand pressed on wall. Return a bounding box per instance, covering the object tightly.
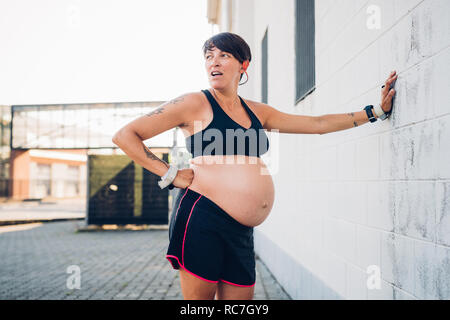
[380,70,398,114]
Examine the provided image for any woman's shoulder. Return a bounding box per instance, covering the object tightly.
[240,97,271,127]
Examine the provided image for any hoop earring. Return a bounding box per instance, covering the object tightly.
[238,71,248,86]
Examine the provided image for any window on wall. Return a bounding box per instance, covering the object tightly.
[261,28,268,104]
[66,165,80,196]
[295,0,315,103]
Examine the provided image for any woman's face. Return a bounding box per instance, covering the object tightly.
[204,46,242,89]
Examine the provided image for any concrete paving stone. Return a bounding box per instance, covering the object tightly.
[0,221,290,300]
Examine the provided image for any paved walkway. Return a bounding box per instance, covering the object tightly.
[0,221,291,300]
[0,198,85,225]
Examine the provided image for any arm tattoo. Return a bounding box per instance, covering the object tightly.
[146,107,164,117]
[348,112,358,127]
[142,144,169,169]
[166,94,187,105]
[145,94,188,117]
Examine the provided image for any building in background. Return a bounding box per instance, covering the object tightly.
[208,0,450,300]
[9,149,87,199]
[0,105,11,197]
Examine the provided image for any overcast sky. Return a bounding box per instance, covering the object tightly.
[0,0,216,105]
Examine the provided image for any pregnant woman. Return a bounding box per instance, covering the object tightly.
[112,32,398,300]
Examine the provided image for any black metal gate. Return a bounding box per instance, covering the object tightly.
[87,154,169,225]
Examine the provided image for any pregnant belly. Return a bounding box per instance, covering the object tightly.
[187,155,275,227]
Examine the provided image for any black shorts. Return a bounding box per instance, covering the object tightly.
[166,187,255,287]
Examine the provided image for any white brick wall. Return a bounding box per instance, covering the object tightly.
[436,182,450,247]
[229,0,449,299]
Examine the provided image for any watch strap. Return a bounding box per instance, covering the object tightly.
[158,165,178,189]
[364,105,377,123]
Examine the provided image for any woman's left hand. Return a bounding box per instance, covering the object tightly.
[380,71,398,113]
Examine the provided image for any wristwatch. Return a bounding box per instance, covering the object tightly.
[373,103,390,121]
[364,105,378,123]
[158,165,178,189]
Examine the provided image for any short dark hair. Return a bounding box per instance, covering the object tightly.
[202,32,252,81]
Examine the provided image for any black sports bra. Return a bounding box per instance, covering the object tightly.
[185,89,270,158]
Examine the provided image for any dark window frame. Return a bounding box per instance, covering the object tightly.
[295,0,316,104]
[261,27,269,104]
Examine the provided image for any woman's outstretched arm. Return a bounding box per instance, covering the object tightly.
[319,71,398,135]
[320,110,378,134]
[258,71,398,135]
